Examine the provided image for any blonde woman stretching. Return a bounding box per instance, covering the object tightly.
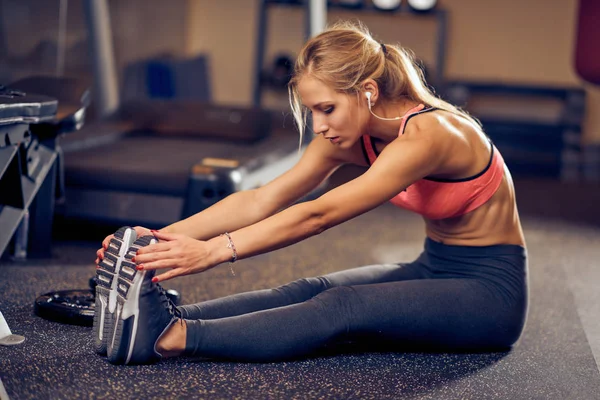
[94,20,528,365]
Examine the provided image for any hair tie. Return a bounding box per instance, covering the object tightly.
[380,43,387,55]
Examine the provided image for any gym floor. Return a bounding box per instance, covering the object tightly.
[1,168,600,399]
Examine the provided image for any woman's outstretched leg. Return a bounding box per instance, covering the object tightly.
[179,260,430,320]
[165,276,525,362]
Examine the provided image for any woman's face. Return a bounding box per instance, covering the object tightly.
[297,76,368,149]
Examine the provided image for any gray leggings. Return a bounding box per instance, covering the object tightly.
[180,238,528,362]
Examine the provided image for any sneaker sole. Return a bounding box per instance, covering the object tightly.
[107,235,157,365]
[93,227,136,355]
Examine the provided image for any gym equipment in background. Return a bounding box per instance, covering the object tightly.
[33,277,181,326]
[0,311,25,346]
[121,54,211,102]
[574,0,600,181]
[57,104,316,227]
[0,77,89,259]
[254,0,449,107]
[56,0,324,228]
[444,81,586,180]
[372,0,401,11]
[372,0,439,12]
[261,54,294,89]
[336,0,364,9]
[407,0,438,12]
[34,289,96,326]
[574,0,600,85]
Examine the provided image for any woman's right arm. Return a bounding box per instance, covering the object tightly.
[96,137,355,261]
[159,137,347,240]
[159,189,275,241]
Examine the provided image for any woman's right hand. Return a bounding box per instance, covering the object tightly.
[95,226,154,264]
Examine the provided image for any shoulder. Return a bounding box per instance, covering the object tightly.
[395,110,451,154]
[398,108,490,178]
[374,109,471,178]
[401,108,473,151]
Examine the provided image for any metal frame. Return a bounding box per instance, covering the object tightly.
[253,0,448,107]
[0,124,58,258]
[83,0,119,117]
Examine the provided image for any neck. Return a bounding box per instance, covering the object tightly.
[367,99,420,142]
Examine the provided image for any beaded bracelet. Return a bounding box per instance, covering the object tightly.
[220,232,237,276]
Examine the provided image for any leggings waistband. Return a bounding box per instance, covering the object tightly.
[425,237,526,258]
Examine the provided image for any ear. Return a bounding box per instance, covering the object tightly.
[361,79,379,104]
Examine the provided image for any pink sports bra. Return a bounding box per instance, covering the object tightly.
[361,104,505,220]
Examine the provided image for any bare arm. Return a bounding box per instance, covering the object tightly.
[160,137,345,240]
[100,136,345,264]
[160,189,273,241]
[210,132,445,261]
[141,130,447,282]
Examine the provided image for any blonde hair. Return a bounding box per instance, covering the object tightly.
[288,20,479,145]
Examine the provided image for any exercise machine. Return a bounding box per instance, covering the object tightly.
[56,0,329,228]
[0,77,89,258]
[58,103,307,227]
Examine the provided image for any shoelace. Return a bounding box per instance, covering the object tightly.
[156,284,183,321]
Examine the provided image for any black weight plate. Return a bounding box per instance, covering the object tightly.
[34,289,95,327]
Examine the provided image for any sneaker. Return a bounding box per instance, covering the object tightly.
[107,235,182,365]
[93,226,137,355]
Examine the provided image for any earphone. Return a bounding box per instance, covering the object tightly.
[365,92,402,121]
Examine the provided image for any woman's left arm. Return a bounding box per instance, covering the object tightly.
[140,132,446,282]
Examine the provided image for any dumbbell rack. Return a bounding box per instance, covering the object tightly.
[253,0,449,108]
[0,78,89,259]
[0,87,59,259]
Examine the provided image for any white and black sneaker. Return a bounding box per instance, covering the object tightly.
[93,226,137,355]
[107,235,182,365]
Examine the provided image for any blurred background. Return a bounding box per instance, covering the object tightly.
[2,3,600,399]
[2,0,597,118]
[1,0,599,256]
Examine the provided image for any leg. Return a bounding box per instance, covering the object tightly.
[179,259,430,320]
[180,276,526,362]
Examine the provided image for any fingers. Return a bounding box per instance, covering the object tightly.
[153,268,185,283]
[133,225,152,238]
[151,230,183,241]
[135,241,171,259]
[101,234,113,251]
[97,232,115,264]
[95,248,105,265]
[134,257,175,271]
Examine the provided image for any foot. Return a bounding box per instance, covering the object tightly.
[93,226,137,355]
[107,235,182,365]
[155,319,187,358]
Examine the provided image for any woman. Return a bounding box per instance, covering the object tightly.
[94,20,528,365]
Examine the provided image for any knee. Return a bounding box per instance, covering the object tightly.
[494,296,529,347]
[498,309,528,348]
[309,286,359,320]
[272,277,331,303]
[476,306,528,350]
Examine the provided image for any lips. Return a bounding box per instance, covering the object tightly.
[325,136,340,143]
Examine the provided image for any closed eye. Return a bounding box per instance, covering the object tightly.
[323,107,334,114]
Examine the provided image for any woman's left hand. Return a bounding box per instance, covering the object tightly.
[134,231,214,283]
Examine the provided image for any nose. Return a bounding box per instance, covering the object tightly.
[312,117,328,136]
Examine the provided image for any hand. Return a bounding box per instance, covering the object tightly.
[134,231,214,283]
[94,226,154,265]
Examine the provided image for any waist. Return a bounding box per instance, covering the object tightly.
[420,237,528,305]
[425,225,526,248]
[424,237,526,258]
